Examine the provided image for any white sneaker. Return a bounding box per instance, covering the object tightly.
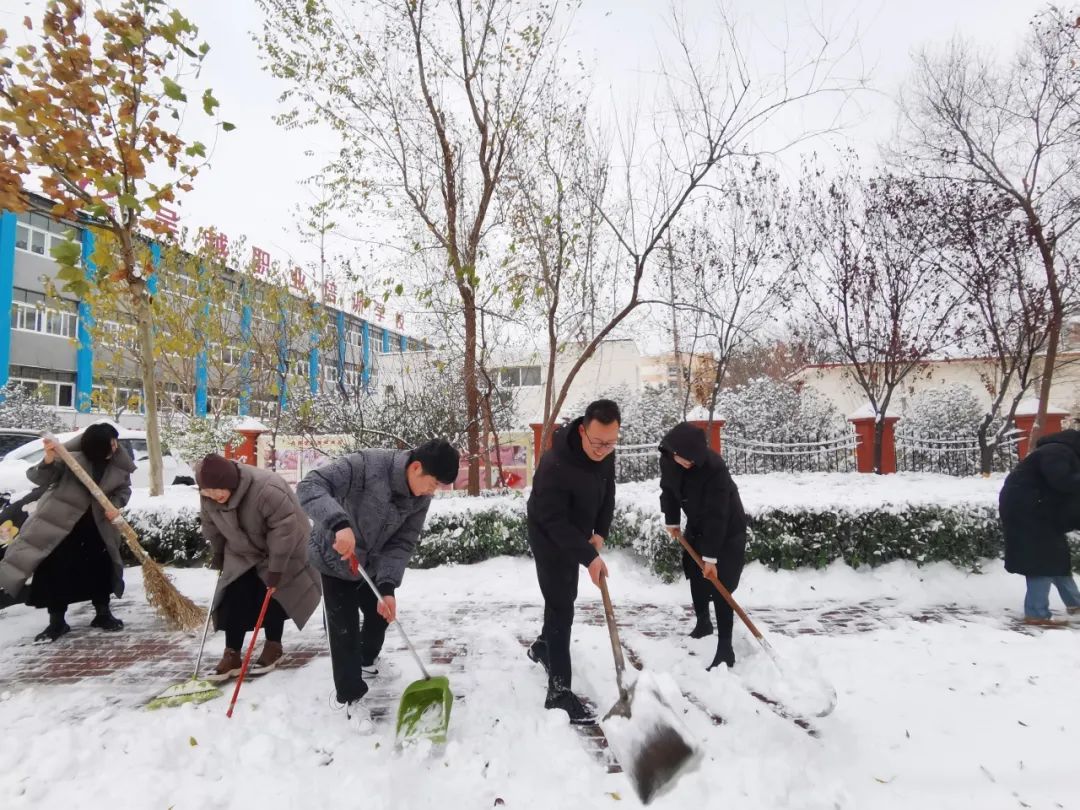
[346,701,375,735]
[362,658,400,681]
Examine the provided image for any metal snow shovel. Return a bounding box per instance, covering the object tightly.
[598,573,700,805]
[672,530,838,717]
[347,554,453,744]
[148,573,223,710]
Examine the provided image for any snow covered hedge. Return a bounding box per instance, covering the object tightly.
[117,475,1080,577]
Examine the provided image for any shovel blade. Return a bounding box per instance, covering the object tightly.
[147,678,222,710]
[396,675,453,744]
[602,674,701,805]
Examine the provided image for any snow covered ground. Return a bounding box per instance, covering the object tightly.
[0,551,1076,810]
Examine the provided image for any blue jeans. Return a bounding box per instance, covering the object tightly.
[1024,575,1080,619]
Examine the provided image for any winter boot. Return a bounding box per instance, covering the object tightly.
[0,587,19,610]
[208,648,243,682]
[1023,616,1070,628]
[527,638,551,674]
[90,602,124,632]
[688,614,714,639]
[34,611,70,643]
[706,645,736,671]
[250,641,283,675]
[545,678,596,726]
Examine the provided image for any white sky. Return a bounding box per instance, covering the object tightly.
[1,0,1046,344]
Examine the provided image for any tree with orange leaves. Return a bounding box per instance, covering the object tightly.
[0,0,232,494]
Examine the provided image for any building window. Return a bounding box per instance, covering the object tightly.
[499,366,541,388]
[14,211,78,258]
[11,300,77,338]
[11,375,76,409]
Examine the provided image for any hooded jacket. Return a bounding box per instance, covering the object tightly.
[999,429,1080,577]
[527,417,616,567]
[659,422,747,582]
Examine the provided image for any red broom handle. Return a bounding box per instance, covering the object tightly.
[226,586,276,718]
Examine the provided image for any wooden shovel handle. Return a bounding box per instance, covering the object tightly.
[672,530,765,642]
[598,573,628,692]
[43,434,145,560]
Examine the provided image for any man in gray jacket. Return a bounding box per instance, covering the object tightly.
[298,439,459,724]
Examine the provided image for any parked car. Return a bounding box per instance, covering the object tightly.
[0,422,193,494]
[0,429,42,461]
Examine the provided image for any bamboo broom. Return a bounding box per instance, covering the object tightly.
[43,433,204,631]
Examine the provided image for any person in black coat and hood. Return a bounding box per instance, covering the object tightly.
[999,429,1080,626]
[659,421,747,670]
[526,399,619,724]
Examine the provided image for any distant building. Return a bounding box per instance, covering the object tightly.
[0,194,424,427]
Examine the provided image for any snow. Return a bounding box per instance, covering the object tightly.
[617,472,1003,515]
[231,417,270,432]
[1013,397,1068,416]
[846,402,877,420]
[0,553,1077,809]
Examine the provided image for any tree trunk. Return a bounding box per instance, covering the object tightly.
[873,417,884,475]
[1026,210,1063,447]
[134,290,165,496]
[976,418,993,477]
[463,293,481,495]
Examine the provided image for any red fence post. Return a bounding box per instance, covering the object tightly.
[1013,398,1070,459]
[848,406,899,474]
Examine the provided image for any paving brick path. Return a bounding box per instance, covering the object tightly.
[0,595,1016,695]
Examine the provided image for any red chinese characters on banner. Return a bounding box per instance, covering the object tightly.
[155,205,179,234]
[290,265,306,290]
[251,247,271,276]
[374,303,386,321]
[351,291,364,314]
[395,311,405,329]
[323,278,338,305]
[205,231,229,261]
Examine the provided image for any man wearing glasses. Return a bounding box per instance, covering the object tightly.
[525,399,620,724]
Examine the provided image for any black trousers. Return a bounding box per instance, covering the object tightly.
[221,567,287,650]
[321,573,390,704]
[687,559,736,665]
[533,550,579,687]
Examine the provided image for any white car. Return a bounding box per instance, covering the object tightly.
[0,422,194,494]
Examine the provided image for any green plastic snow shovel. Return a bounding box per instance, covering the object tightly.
[348,555,453,743]
[148,577,222,710]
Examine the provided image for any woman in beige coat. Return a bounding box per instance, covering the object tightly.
[197,454,321,681]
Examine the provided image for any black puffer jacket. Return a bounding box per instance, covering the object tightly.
[999,429,1080,577]
[659,422,747,587]
[527,417,615,567]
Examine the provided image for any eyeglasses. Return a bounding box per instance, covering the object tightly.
[583,429,618,451]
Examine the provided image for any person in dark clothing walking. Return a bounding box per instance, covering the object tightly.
[526,399,619,724]
[0,423,131,640]
[999,429,1080,627]
[197,454,322,682]
[659,421,747,670]
[298,439,459,732]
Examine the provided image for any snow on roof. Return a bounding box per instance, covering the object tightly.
[1013,397,1069,416]
[685,405,713,421]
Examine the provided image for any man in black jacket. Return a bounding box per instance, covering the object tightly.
[999,429,1080,626]
[659,421,747,670]
[526,399,619,724]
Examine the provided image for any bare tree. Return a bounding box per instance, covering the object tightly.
[534,7,864,446]
[894,6,1080,444]
[934,183,1053,473]
[665,161,794,420]
[791,162,966,472]
[258,0,571,493]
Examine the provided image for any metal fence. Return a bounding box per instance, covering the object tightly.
[723,430,859,475]
[894,430,1020,476]
[615,442,661,483]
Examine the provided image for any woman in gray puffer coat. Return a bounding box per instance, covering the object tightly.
[0,423,132,641]
[197,454,321,681]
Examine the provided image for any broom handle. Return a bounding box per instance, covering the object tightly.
[193,572,220,679]
[226,586,276,718]
[672,529,767,644]
[42,434,147,561]
[348,553,432,680]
